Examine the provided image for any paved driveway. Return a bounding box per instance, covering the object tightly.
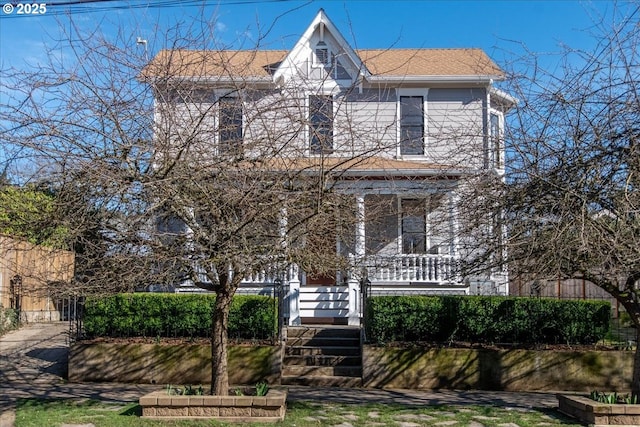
[0,322,69,384]
[0,323,157,426]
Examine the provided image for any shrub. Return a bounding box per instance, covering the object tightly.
[0,305,18,335]
[83,293,276,340]
[365,295,610,346]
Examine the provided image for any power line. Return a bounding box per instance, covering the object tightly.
[1,0,300,19]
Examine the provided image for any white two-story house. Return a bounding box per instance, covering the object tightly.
[145,9,514,325]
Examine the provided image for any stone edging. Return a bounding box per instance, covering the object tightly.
[557,394,640,426]
[140,389,287,422]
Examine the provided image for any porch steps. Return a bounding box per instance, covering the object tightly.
[282,326,362,387]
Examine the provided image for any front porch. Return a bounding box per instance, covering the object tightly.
[181,253,466,326]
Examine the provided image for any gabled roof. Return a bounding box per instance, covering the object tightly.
[143,48,504,81]
[272,9,368,82]
[142,9,505,83]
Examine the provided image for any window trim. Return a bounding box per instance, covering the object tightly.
[396,89,429,158]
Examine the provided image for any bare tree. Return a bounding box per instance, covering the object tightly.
[477,4,640,397]
[0,15,397,394]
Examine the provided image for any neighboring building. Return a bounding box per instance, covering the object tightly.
[144,10,514,325]
[0,236,75,322]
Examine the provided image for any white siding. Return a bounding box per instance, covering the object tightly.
[427,88,486,168]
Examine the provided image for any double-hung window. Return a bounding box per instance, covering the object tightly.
[309,95,333,154]
[400,96,424,155]
[401,199,427,254]
[218,96,243,155]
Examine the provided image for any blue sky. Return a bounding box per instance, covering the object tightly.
[0,0,631,72]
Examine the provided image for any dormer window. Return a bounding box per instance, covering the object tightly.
[314,41,331,67]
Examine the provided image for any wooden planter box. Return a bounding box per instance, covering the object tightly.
[557,394,640,426]
[140,389,286,422]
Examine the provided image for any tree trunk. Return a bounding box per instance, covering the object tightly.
[211,288,233,395]
[633,327,640,400]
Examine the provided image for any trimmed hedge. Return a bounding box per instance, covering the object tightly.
[83,293,276,340]
[365,296,610,345]
[0,305,18,335]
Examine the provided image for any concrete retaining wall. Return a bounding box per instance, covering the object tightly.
[69,342,281,385]
[363,346,633,391]
[70,342,633,392]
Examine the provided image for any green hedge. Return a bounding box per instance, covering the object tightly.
[0,305,18,335]
[83,293,276,340]
[365,296,610,345]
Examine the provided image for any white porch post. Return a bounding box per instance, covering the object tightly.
[288,264,301,326]
[355,195,365,259]
[347,277,359,326]
[279,207,288,249]
[449,192,462,284]
[347,195,365,326]
[449,192,459,257]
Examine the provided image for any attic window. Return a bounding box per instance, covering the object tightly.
[314,41,330,66]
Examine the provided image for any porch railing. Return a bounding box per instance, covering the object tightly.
[363,254,458,284]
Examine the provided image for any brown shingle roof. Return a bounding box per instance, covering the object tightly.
[357,48,503,78]
[143,48,503,80]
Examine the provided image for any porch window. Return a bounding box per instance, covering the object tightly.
[309,95,333,154]
[401,199,426,254]
[219,96,243,155]
[400,96,424,155]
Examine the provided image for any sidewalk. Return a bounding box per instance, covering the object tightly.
[0,323,559,425]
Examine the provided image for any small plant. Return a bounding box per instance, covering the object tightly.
[255,381,269,397]
[165,384,204,396]
[590,391,638,404]
[233,388,245,396]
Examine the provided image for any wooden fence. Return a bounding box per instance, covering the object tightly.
[0,236,75,322]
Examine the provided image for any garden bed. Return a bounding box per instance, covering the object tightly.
[557,394,640,426]
[139,388,287,422]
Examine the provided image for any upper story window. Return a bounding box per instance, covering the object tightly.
[218,96,243,155]
[309,95,333,154]
[490,111,503,168]
[400,96,424,155]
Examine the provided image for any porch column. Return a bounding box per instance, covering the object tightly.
[448,192,459,256]
[355,195,365,258]
[279,207,288,250]
[288,264,301,326]
[449,192,461,283]
[347,277,359,326]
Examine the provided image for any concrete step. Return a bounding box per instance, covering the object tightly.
[285,346,361,357]
[282,326,362,388]
[282,365,362,377]
[283,354,361,367]
[281,375,362,387]
[287,326,360,339]
[286,336,360,347]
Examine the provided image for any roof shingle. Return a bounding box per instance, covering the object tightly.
[143,48,503,80]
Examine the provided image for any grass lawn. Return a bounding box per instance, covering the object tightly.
[14,398,583,426]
